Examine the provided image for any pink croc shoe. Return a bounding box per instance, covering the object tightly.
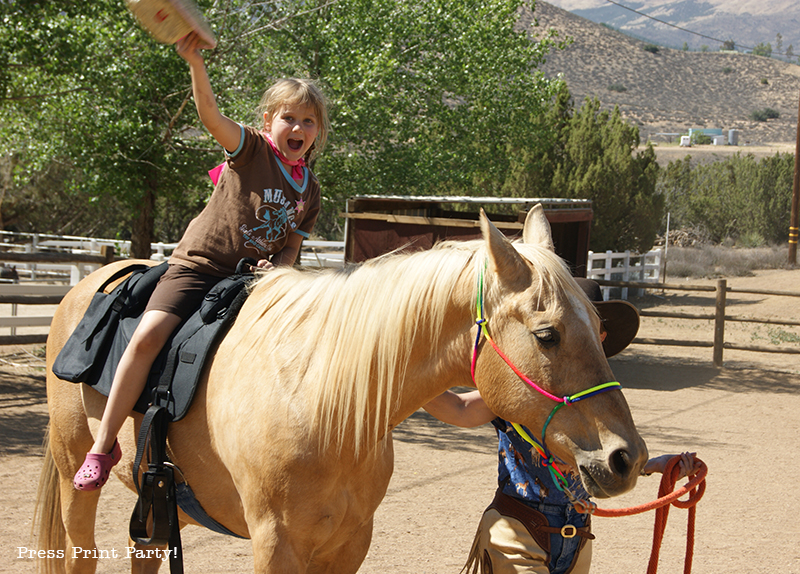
[73,441,122,491]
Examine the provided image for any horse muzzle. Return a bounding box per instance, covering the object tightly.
[574,438,649,499]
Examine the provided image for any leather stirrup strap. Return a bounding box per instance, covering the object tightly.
[130,405,184,574]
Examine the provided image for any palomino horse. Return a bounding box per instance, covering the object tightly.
[37,206,648,573]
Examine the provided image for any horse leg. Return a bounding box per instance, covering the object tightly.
[127,538,173,574]
[249,521,310,574]
[308,518,374,574]
[43,376,105,574]
[51,439,103,574]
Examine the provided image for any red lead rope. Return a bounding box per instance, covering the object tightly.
[592,456,708,574]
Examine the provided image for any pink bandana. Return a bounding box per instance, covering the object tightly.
[208,163,225,185]
[207,132,307,186]
[264,132,306,181]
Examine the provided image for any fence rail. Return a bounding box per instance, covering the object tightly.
[595,278,800,366]
[588,248,662,299]
[1,231,797,366]
[0,232,345,346]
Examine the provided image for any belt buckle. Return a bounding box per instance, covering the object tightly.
[560,524,577,539]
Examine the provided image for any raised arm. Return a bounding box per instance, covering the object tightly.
[423,390,496,428]
[176,32,241,153]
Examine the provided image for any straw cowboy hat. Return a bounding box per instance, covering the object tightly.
[574,278,640,358]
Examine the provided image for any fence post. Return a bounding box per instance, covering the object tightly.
[713,279,727,367]
[602,250,613,300]
[622,250,631,299]
[101,245,115,266]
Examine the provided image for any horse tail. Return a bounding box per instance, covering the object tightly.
[33,426,65,574]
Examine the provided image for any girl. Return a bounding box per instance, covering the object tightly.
[73,32,330,490]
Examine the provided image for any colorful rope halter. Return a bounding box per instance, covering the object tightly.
[470,259,621,505]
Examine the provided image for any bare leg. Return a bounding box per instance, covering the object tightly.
[90,310,182,455]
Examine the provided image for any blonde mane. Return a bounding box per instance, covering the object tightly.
[231,237,579,455]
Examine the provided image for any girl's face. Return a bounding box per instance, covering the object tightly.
[264,103,320,163]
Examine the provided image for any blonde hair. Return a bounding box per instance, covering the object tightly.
[256,78,330,162]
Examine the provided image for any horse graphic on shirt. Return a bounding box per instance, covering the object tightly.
[245,204,289,253]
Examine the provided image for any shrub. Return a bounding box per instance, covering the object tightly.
[761,77,769,85]
[664,244,790,278]
[752,42,772,57]
[607,83,627,92]
[547,98,663,253]
[643,44,660,54]
[750,108,780,121]
[737,231,766,248]
[722,67,733,74]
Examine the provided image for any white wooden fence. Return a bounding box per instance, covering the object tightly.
[0,229,663,343]
[587,248,663,300]
[0,232,344,344]
[0,231,344,285]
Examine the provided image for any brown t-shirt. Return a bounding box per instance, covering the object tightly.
[170,125,321,276]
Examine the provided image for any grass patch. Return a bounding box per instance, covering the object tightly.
[607,83,627,92]
[664,244,791,278]
[751,326,800,346]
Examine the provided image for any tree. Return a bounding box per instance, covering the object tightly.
[0,1,241,256]
[286,0,568,235]
[657,153,794,244]
[2,0,569,247]
[722,39,735,51]
[545,98,663,253]
[752,42,772,57]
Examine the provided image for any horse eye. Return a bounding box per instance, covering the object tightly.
[534,327,559,348]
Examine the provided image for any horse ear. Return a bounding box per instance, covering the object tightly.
[480,209,531,289]
[522,204,555,251]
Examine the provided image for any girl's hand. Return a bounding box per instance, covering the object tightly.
[642,452,699,479]
[176,32,207,66]
[252,259,274,272]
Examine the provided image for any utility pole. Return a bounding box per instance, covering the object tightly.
[790,90,800,265]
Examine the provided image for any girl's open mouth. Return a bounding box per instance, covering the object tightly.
[288,138,303,151]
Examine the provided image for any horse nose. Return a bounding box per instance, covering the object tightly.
[609,446,644,479]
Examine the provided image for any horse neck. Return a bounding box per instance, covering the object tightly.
[382,256,478,433]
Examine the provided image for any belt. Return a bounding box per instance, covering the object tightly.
[487,489,595,554]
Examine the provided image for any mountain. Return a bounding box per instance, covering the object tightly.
[540,0,800,55]
[525,1,800,144]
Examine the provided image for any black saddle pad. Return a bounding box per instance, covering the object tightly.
[52,262,253,421]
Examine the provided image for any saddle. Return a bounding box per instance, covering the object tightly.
[52,260,254,420]
[52,260,255,573]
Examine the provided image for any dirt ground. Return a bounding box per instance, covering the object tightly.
[1,269,799,573]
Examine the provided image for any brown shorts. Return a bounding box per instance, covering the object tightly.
[144,264,223,320]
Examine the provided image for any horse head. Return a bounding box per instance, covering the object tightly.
[473,205,648,499]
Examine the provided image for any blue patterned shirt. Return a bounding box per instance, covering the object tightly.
[494,419,589,507]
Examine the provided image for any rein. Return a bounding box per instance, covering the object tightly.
[594,456,708,574]
[470,260,621,496]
